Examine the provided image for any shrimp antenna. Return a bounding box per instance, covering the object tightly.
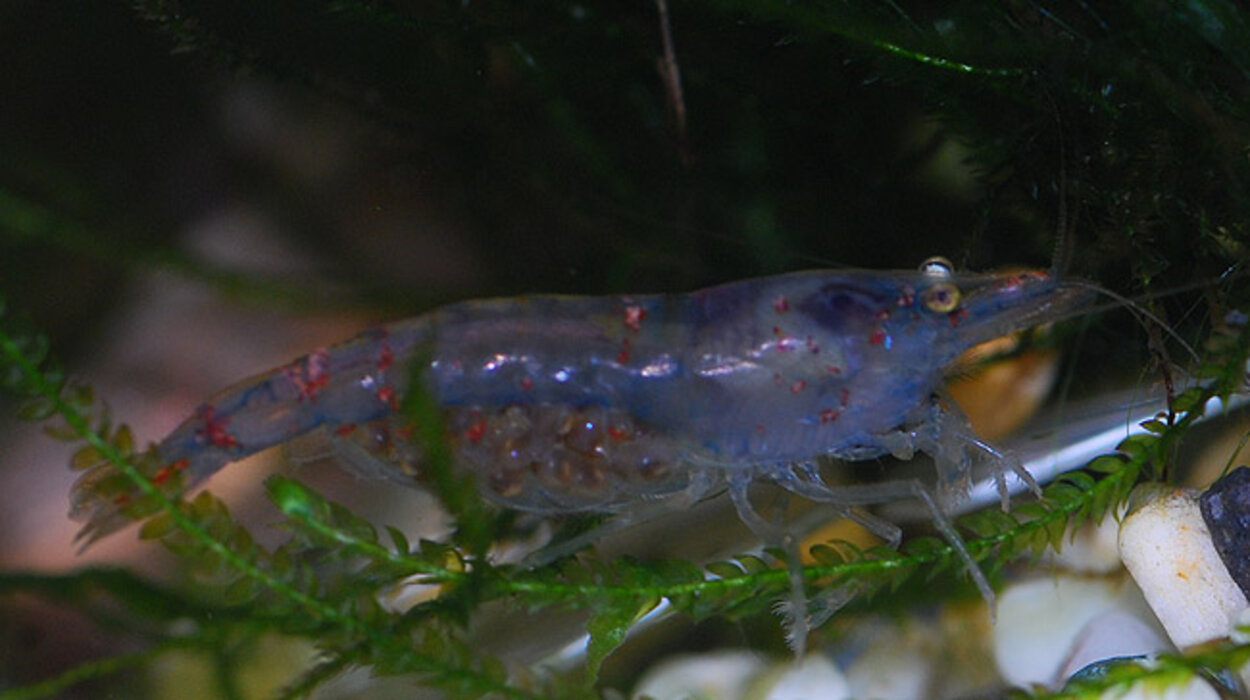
[1036,97,1199,366]
[1045,88,1076,277]
[1061,279,1201,365]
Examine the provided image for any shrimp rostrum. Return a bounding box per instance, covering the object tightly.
[71,259,1090,647]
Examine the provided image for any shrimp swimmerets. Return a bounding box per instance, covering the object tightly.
[70,259,1091,649]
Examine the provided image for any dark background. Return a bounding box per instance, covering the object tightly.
[1,0,1248,695]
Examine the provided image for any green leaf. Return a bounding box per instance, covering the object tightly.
[1140,419,1167,434]
[138,513,174,540]
[328,501,377,544]
[807,543,848,566]
[111,424,134,453]
[1087,454,1127,475]
[737,555,771,574]
[266,474,318,519]
[1172,387,1206,414]
[42,422,80,440]
[16,397,56,420]
[902,536,945,557]
[1057,471,1097,491]
[705,561,745,579]
[387,526,411,555]
[1118,434,1157,460]
[585,597,658,682]
[70,445,103,471]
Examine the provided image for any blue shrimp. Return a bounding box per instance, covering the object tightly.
[70,260,1091,648]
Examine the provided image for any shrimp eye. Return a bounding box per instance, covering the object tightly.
[922,282,961,313]
[919,256,955,277]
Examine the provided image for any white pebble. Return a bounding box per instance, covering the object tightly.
[1055,610,1169,681]
[746,655,850,700]
[633,651,766,700]
[994,575,1162,688]
[1045,515,1124,574]
[1118,485,1249,648]
[843,633,931,698]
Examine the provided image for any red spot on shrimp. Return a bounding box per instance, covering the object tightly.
[288,348,332,401]
[997,270,1048,293]
[617,337,632,364]
[820,390,850,424]
[947,309,969,326]
[334,423,358,436]
[623,305,646,332]
[464,414,487,444]
[825,364,841,375]
[377,385,398,409]
[608,424,630,441]
[198,406,239,449]
[897,285,915,307]
[997,276,1022,292]
[377,344,395,371]
[790,380,807,394]
[773,295,790,313]
[152,458,190,486]
[869,328,888,346]
[519,376,534,391]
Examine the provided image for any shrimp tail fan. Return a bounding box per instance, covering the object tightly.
[68,444,179,550]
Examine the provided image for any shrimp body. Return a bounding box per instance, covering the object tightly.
[73,265,1091,540]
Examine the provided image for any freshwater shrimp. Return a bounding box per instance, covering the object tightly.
[69,258,1091,649]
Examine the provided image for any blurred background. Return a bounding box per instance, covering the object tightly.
[1,0,1248,696]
